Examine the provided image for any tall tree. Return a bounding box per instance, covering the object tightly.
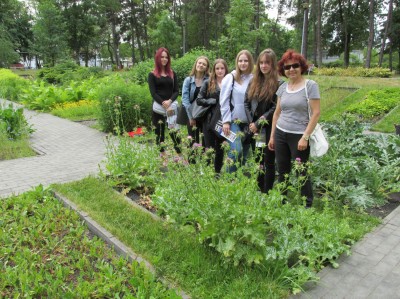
[365,0,375,68]
[379,0,394,67]
[33,0,68,66]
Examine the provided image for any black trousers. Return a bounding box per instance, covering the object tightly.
[152,111,181,154]
[202,120,224,173]
[252,127,275,193]
[274,128,313,206]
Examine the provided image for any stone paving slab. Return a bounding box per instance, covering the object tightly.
[292,204,400,299]
[0,99,107,199]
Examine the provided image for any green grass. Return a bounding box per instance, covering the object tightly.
[52,177,292,299]
[309,75,400,131]
[371,105,400,133]
[10,68,38,79]
[0,131,36,160]
[0,186,180,298]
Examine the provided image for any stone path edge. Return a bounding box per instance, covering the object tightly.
[52,190,190,299]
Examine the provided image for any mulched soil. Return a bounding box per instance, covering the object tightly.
[366,192,400,219]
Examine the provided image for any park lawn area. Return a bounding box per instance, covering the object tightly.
[310,75,400,131]
[0,186,181,298]
[0,133,36,160]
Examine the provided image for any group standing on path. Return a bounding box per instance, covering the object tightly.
[149,47,321,207]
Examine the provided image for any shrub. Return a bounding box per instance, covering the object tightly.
[128,59,154,85]
[37,61,108,85]
[0,103,33,140]
[0,68,30,102]
[97,76,152,133]
[315,67,392,78]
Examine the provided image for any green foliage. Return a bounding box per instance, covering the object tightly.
[0,102,33,140]
[101,136,162,193]
[0,186,180,298]
[347,88,400,119]
[128,59,154,85]
[0,68,30,101]
[172,49,216,85]
[97,76,151,133]
[312,115,400,205]
[37,61,107,85]
[149,10,181,57]
[315,67,393,78]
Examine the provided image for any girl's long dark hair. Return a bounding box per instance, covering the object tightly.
[152,47,173,78]
[247,48,279,102]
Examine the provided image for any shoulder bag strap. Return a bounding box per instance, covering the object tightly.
[304,79,311,120]
[229,73,235,112]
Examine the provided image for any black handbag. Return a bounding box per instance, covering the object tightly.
[176,103,189,125]
[190,101,210,120]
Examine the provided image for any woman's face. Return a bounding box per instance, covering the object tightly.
[238,54,249,72]
[259,55,272,74]
[214,63,226,79]
[196,58,208,74]
[283,59,301,80]
[160,51,169,67]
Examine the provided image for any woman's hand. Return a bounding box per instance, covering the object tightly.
[162,99,172,109]
[298,137,308,151]
[268,138,275,151]
[223,123,230,136]
[249,122,258,134]
[189,119,196,126]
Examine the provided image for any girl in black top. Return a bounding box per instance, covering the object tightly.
[148,47,181,154]
[196,59,229,173]
[245,48,281,193]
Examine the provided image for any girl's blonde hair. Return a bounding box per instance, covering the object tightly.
[234,50,254,84]
[208,59,229,94]
[247,48,279,102]
[189,56,210,77]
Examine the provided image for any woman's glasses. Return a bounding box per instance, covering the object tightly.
[283,63,300,70]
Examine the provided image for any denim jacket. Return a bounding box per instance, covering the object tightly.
[182,75,208,120]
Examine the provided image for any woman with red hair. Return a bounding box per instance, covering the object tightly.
[148,47,181,154]
[268,49,321,208]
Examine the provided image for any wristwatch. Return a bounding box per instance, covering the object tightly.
[303,134,310,141]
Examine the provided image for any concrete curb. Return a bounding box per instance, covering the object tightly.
[52,191,190,299]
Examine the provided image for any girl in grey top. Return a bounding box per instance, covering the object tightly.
[268,49,321,208]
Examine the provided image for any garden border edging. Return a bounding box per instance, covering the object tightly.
[52,191,190,299]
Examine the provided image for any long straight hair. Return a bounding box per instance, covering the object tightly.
[189,56,210,77]
[152,47,173,78]
[234,50,254,84]
[247,48,279,102]
[208,58,229,94]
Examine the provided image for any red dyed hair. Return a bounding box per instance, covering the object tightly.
[278,49,309,77]
[152,47,173,78]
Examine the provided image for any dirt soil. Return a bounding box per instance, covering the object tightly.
[366,192,400,219]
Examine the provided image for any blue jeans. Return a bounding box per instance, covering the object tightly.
[226,122,251,173]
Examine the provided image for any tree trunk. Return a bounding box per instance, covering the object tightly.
[111,15,120,68]
[365,0,375,68]
[255,0,260,56]
[379,0,393,67]
[301,1,309,59]
[316,0,322,67]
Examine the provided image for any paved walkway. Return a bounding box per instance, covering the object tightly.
[0,99,107,198]
[2,100,400,298]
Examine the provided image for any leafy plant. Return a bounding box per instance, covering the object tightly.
[0,103,33,140]
[0,186,180,298]
[97,76,151,133]
[315,67,393,78]
[347,88,400,119]
[0,68,30,101]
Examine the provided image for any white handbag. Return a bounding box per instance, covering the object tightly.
[152,100,178,116]
[305,80,329,157]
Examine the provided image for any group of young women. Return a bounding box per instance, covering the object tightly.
[148,47,321,208]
